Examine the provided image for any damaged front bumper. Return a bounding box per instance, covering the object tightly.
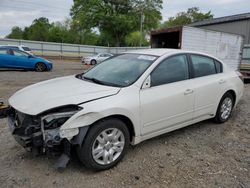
[4,106,88,169]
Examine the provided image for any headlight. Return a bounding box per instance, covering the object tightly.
[43,111,77,128]
[41,106,83,129]
[60,128,79,138]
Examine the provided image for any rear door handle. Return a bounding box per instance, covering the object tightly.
[219,79,226,84]
[184,89,194,95]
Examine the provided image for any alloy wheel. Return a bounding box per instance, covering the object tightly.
[92,128,125,165]
[220,97,233,120]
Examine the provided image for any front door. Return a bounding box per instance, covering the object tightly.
[11,49,33,69]
[140,54,195,135]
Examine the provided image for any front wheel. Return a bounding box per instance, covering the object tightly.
[77,118,130,171]
[35,62,46,72]
[214,92,234,123]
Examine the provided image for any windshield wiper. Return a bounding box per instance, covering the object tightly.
[83,76,105,85]
[83,76,123,87]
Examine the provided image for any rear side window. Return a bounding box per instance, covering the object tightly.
[0,49,8,54]
[214,60,223,73]
[151,55,189,87]
[191,55,216,78]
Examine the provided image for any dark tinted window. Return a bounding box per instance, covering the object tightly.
[214,60,223,73]
[191,55,216,77]
[151,55,189,87]
[22,47,31,51]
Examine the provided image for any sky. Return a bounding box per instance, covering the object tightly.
[0,0,249,38]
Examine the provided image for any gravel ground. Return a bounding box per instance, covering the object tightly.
[0,60,249,188]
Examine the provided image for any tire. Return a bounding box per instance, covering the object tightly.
[214,92,234,123]
[90,59,97,65]
[77,118,130,171]
[35,62,47,72]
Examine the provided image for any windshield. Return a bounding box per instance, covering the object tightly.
[80,53,157,87]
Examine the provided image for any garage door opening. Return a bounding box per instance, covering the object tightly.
[151,27,182,49]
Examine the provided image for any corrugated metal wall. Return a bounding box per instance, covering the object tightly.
[182,26,243,70]
[0,38,149,58]
[197,19,250,44]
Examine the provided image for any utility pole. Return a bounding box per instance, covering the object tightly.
[140,11,145,47]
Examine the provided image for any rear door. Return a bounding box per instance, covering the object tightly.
[0,49,12,68]
[189,54,226,119]
[140,54,195,135]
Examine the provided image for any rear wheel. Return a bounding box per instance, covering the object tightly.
[214,92,234,123]
[90,59,97,65]
[35,62,46,72]
[77,118,130,171]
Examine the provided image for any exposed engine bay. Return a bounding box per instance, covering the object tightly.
[2,105,87,169]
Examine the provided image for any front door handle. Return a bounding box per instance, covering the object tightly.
[184,89,194,95]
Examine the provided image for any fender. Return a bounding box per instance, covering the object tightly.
[59,109,139,141]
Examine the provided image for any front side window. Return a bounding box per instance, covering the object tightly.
[13,50,29,57]
[81,53,157,87]
[151,55,189,87]
[191,55,216,78]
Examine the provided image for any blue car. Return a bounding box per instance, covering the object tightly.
[0,47,53,71]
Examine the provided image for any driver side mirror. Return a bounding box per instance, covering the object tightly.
[28,55,33,58]
[142,76,151,89]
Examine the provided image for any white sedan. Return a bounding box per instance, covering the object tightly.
[82,53,113,65]
[5,49,244,170]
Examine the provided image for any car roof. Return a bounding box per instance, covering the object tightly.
[124,48,221,60]
[125,48,181,56]
[0,45,19,48]
[1,45,29,48]
[0,47,9,50]
[97,53,112,55]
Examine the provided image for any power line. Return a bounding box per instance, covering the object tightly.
[4,0,70,11]
[0,5,69,16]
[12,0,70,11]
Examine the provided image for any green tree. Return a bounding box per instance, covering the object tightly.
[134,0,163,32]
[71,0,162,46]
[125,31,148,46]
[6,26,23,39]
[28,17,51,41]
[22,27,30,40]
[161,7,213,28]
[48,23,64,42]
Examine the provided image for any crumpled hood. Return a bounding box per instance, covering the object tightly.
[9,75,120,115]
